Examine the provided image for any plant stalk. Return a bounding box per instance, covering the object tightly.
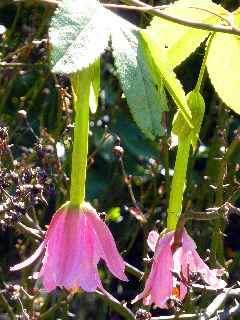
[70,72,90,207]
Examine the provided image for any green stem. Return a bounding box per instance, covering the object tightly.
[70,72,90,207]
[167,33,213,230]
[195,33,214,92]
[167,136,191,230]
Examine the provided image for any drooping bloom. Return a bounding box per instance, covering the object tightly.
[11,202,128,292]
[133,229,226,308]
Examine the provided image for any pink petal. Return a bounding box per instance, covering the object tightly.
[41,250,57,292]
[10,242,45,271]
[40,211,67,286]
[87,209,128,282]
[11,209,67,273]
[74,214,101,292]
[182,229,197,251]
[147,230,159,252]
[174,247,188,300]
[191,250,226,289]
[182,229,226,291]
[150,232,174,308]
[173,247,187,300]
[134,231,174,308]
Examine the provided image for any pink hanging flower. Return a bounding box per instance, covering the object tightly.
[133,229,226,308]
[11,202,128,292]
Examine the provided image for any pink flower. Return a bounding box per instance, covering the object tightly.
[133,229,226,308]
[11,202,128,292]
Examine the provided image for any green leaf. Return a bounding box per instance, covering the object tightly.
[107,207,121,221]
[110,15,168,140]
[207,30,240,115]
[89,58,100,113]
[49,0,110,74]
[147,0,228,68]
[173,90,205,148]
[140,30,192,127]
[114,113,160,161]
[189,90,205,149]
[235,8,240,26]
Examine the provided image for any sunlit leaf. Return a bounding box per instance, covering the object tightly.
[111,15,168,140]
[172,90,205,148]
[207,24,240,114]
[141,30,192,127]
[89,58,100,113]
[107,207,121,221]
[49,0,110,74]
[147,0,228,68]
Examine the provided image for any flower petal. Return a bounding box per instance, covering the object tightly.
[147,230,159,252]
[75,214,101,292]
[134,231,174,308]
[87,210,128,282]
[10,242,45,271]
[191,250,226,289]
[151,232,174,308]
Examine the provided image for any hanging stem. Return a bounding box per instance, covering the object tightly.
[70,71,91,207]
[167,136,191,230]
[195,32,214,92]
[167,32,214,230]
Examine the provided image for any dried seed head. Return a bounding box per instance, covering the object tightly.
[135,309,151,320]
[112,145,124,158]
[17,109,27,119]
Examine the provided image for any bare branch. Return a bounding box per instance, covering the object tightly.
[120,0,240,36]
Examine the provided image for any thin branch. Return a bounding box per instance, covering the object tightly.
[183,202,240,221]
[120,0,240,36]
[95,290,135,320]
[14,0,59,4]
[199,288,233,320]
[40,292,69,319]
[151,313,204,319]
[210,302,240,320]
[118,155,146,222]
[125,262,240,297]
[16,222,43,239]
[224,131,240,161]
[103,4,231,27]
[0,291,16,320]
[192,284,240,297]
[151,303,240,319]
[6,0,240,36]
[125,262,144,279]
[0,62,48,68]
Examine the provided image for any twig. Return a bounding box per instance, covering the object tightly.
[224,131,240,161]
[7,0,240,36]
[151,303,240,319]
[40,292,69,319]
[118,155,145,221]
[125,262,240,298]
[87,131,112,168]
[14,0,60,4]
[184,202,240,221]
[120,0,240,36]
[17,222,43,239]
[199,288,233,320]
[0,291,16,320]
[0,62,48,68]
[103,4,231,27]
[95,290,135,320]
[210,302,240,320]
[192,284,240,297]
[125,262,144,279]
